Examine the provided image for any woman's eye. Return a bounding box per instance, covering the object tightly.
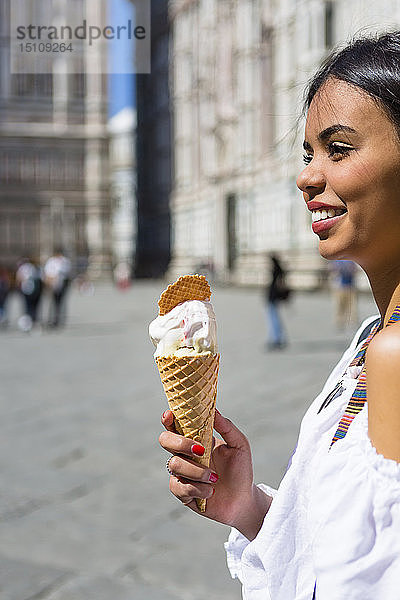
[303,154,313,165]
[328,142,353,159]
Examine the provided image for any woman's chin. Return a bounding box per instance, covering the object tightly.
[318,238,351,261]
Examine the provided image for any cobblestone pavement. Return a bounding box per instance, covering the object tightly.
[0,281,376,600]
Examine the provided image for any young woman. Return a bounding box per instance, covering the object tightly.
[159,32,400,599]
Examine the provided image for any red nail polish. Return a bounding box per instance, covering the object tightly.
[191,444,205,456]
[209,472,218,483]
[162,411,168,420]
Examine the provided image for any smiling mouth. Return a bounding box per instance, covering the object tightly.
[311,208,347,223]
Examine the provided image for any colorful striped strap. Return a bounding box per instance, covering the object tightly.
[330,305,400,447]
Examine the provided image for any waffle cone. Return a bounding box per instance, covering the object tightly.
[156,353,220,512]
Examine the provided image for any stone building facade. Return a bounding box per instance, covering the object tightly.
[0,0,110,277]
[168,0,400,287]
[108,106,136,270]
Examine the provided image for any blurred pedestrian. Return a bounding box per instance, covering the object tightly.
[75,254,94,296]
[0,266,11,327]
[113,261,131,290]
[265,253,290,350]
[330,260,358,330]
[44,249,72,327]
[15,258,43,332]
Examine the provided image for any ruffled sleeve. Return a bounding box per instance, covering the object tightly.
[224,484,277,582]
[310,407,400,599]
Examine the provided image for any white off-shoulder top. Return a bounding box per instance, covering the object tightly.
[225,316,400,599]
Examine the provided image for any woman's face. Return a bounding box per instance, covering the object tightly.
[296,78,400,270]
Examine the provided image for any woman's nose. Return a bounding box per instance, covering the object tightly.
[296,163,326,199]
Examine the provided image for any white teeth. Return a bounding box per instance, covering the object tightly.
[311,208,345,223]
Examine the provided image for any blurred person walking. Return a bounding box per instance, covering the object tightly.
[44,249,72,328]
[113,261,131,290]
[265,253,290,350]
[330,259,358,330]
[15,258,43,332]
[0,266,11,327]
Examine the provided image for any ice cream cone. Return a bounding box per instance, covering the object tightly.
[151,274,219,511]
[156,352,219,512]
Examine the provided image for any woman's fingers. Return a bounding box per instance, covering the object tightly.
[161,410,247,454]
[167,454,219,484]
[159,430,206,459]
[169,475,215,505]
[159,429,218,482]
[213,409,249,450]
[161,409,176,433]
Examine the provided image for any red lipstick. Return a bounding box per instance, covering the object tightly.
[307,200,347,234]
[311,214,346,234]
[307,201,346,211]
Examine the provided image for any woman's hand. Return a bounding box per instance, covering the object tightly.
[159,409,272,540]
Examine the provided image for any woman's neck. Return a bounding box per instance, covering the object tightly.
[366,268,400,326]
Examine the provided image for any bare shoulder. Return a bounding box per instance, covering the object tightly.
[366,321,400,462]
[367,321,400,365]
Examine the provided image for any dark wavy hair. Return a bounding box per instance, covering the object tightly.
[305,31,400,135]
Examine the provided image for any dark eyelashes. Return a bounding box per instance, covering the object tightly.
[302,142,354,164]
[328,142,353,157]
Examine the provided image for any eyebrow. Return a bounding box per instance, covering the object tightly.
[318,124,357,141]
[303,124,357,151]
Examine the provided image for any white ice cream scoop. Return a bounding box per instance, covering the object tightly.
[149,299,217,357]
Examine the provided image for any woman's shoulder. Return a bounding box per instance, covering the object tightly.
[366,321,400,462]
[367,320,400,363]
